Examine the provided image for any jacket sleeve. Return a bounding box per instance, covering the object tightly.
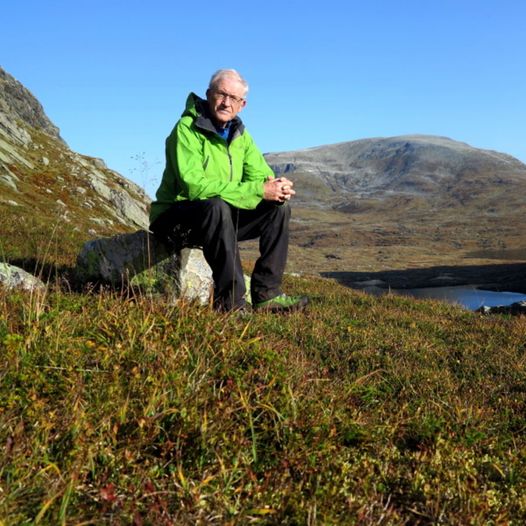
[171,120,266,209]
[241,131,275,183]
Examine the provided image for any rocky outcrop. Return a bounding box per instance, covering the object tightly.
[75,230,169,284]
[75,231,213,304]
[476,301,526,316]
[0,67,63,141]
[0,263,45,292]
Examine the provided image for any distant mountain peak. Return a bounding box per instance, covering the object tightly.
[265,134,526,207]
[272,134,513,159]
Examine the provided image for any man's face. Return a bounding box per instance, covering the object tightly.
[206,76,247,127]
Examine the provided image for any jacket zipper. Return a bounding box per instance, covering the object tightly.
[223,136,233,181]
[227,147,233,181]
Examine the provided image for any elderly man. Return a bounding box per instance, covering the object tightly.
[150,69,307,313]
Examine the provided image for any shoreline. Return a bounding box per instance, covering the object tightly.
[321,261,526,295]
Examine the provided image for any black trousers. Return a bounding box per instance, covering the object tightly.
[150,198,291,310]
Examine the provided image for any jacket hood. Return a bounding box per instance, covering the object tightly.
[182,92,245,137]
[182,92,207,118]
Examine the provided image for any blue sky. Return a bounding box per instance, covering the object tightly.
[2,0,524,198]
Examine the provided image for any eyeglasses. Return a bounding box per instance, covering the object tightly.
[212,89,245,105]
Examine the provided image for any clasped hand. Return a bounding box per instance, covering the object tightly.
[263,176,296,203]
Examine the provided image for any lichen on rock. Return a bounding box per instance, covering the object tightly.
[0,263,45,291]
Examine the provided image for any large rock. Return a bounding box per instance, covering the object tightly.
[0,263,45,292]
[173,247,215,304]
[75,230,213,303]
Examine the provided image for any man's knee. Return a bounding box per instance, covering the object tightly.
[201,198,237,236]
[270,202,291,225]
[202,197,232,219]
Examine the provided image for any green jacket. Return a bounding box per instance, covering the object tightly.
[149,93,274,225]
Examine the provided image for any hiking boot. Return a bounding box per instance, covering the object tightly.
[253,294,308,313]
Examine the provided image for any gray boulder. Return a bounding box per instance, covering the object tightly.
[75,230,213,303]
[174,247,215,304]
[0,263,45,291]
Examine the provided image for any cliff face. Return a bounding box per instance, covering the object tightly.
[0,66,151,265]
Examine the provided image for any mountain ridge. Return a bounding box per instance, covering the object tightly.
[268,134,522,162]
[265,134,526,206]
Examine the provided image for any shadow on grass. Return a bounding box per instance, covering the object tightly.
[322,262,526,293]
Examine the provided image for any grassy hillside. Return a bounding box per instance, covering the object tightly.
[1,273,526,524]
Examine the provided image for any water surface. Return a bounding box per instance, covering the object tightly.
[395,285,526,311]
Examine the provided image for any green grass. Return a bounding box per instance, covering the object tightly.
[1,275,526,525]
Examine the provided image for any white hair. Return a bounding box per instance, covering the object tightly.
[208,69,249,97]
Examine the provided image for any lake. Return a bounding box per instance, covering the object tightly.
[394,285,526,311]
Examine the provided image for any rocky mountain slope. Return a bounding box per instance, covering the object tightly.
[265,135,526,208]
[0,66,150,266]
[258,136,526,276]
